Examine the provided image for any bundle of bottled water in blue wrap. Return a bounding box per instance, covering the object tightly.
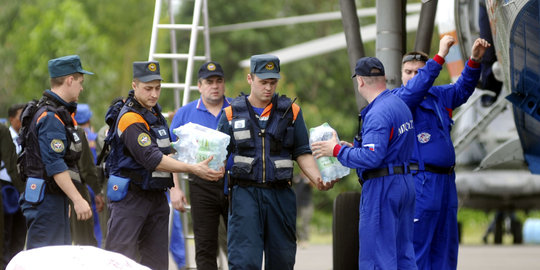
[309,122,350,183]
[171,122,230,171]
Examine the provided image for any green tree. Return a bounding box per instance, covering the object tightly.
[0,0,156,124]
[0,0,445,214]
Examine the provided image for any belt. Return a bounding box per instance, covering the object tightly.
[128,181,167,193]
[360,165,409,185]
[409,163,454,175]
[231,178,291,189]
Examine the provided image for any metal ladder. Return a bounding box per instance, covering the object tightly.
[453,89,509,156]
[148,0,211,109]
[147,0,212,269]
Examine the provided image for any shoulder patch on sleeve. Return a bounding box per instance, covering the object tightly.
[50,139,65,152]
[137,133,152,147]
[118,112,149,133]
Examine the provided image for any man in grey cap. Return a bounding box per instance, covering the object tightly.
[169,61,230,270]
[105,61,224,270]
[217,54,334,270]
[18,55,94,249]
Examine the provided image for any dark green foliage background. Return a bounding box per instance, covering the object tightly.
[1,0,452,215]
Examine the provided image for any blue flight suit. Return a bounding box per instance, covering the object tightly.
[169,96,231,270]
[218,94,310,270]
[335,90,416,270]
[392,57,445,111]
[20,90,82,249]
[395,58,481,270]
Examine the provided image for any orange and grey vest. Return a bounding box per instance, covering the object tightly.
[107,91,173,190]
[225,94,299,183]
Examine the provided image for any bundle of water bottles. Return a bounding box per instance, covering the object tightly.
[309,122,350,183]
[171,122,230,171]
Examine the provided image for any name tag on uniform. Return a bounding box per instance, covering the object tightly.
[234,119,246,129]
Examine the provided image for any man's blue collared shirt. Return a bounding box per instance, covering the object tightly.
[169,96,232,141]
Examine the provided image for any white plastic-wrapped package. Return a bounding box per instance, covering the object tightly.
[6,245,150,270]
[172,122,230,170]
[309,122,350,182]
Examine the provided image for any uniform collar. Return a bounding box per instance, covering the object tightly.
[44,89,77,112]
[196,96,231,111]
[361,89,390,115]
[128,89,161,114]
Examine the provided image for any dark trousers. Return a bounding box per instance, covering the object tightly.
[69,181,97,246]
[106,188,169,270]
[227,186,297,270]
[0,182,26,268]
[189,176,228,270]
[2,209,26,267]
[21,193,71,249]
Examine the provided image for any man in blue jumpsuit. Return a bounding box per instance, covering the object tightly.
[398,38,490,270]
[105,61,224,270]
[19,55,94,249]
[390,36,456,112]
[312,57,416,269]
[217,54,334,270]
[169,61,230,270]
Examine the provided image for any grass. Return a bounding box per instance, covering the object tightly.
[303,208,540,245]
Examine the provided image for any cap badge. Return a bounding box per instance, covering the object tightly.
[207,63,216,71]
[148,63,157,72]
[265,62,275,70]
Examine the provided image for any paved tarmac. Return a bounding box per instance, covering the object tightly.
[294,244,540,270]
[172,243,540,269]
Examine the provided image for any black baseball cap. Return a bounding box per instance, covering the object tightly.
[351,57,385,78]
[198,61,224,79]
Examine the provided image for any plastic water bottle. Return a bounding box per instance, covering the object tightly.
[317,156,335,180]
[171,122,230,170]
[309,123,350,182]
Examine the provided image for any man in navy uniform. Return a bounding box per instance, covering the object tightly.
[19,55,94,249]
[105,61,224,270]
[218,54,333,270]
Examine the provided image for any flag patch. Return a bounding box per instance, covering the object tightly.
[363,143,375,151]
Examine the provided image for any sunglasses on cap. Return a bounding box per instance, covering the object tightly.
[402,54,429,63]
